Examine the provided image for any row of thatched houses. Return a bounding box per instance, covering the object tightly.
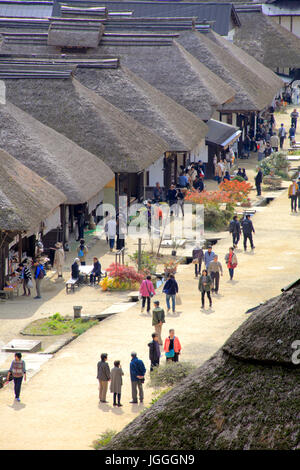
[0,1,299,288]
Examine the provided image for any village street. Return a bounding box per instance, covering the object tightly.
[0,107,299,450]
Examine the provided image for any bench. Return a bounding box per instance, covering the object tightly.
[66,278,79,293]
[127,291,140,302]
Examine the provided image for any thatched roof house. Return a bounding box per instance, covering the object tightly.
[97,37,235,120]
[233,7,300,71]
[4,75,168,173]
[0,147,65,232]
[74,64,208,151]
[176,28,283,113]
[48,19,105,48]
[0,101,114,205]
[104,286,300,450]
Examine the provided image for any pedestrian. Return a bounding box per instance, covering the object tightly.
[178,171,189,189]
[146,200,152,231]
[53,242,64,278]
[216,160,224,184]
[290,108,299,129]
[148,333,161,371]
[139,275,156,313]
[90,257,102,285]
[229,215,241,248]
[33,258,45,299]
[103,211,109,244]
[270,132,279,152]
[107,217,117,252]
[163,274,178,314]
[255,167,263,196]
[97,353,110,403]
[153,182,163,203]
[164,329,182,362]
[241,215,255,251]
[130,352,146,404]
[204,245,215,270]
[192,244,204,277]
[152,300,165,345]
[76,210,85,241]
[176,188,185,217]
[288,179,299,213]
[77,239,88,266]
[193,175,204,192]
[19,262,32,296]
[208,255,223,294]
[225,247,238,280]
[257,138,266,161]
[289,125,296,146]
[198,269,212,309]
[6,352,26,402]
[166,184,178,211]
[110,360,124,407]
[278,124,286,149]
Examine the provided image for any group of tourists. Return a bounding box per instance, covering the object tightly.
[17,258,46,299]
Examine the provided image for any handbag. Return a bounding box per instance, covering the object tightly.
[176,294,182,305]
[145,280,154,298]
[27,279,33,289]
[165,349,175,358]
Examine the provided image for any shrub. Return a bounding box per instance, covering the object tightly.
[259,152,289,177]
[129,251,157,275]
[204,206,233,231]
[219,180,252,202]
[149,361,197,387]
[92,430,117,450]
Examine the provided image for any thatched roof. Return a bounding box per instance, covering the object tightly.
[0,147,65,232]
[4,76,168,173]
[0,101,114,205]
[74,65,208,151]
[97,38,235,120]
[176,29,283,113]
[233,9,300,70]
[48,19,105,48]
[104,286,300,450]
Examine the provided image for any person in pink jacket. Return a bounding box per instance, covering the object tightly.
[139,275,156,313]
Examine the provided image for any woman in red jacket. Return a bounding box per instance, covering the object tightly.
[164,329,182,362]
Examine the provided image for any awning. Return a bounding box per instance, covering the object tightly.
[205,119,242,149]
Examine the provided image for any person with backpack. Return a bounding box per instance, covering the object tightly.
[241,215,255,251]
[33,258,45,299]
[139,275,156,313]
[225,247,238,280]
[77,239,88,266]
[6,352,26,402]
[278,123,287,149]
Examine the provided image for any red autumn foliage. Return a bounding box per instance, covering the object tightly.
[106,263,144,283]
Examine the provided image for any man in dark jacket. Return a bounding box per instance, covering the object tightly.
[97,353,110,403]
[255,168,263,196]
[241,215,255,251]
[192,245,204,277]
[229,216,241,248]
[166,184,178,211]
[148,333,161,372]
[130,352,146,404]
[90,257,102,285]
[152,300,165,345]
[163,274,179,314]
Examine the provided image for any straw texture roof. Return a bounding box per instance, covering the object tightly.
[234,10,300,70]
[104,287,300,450]
[4,77,168,173]
[75,65,208,151]
[97,38,235,120]
[0,147,65,232]
[176,29,283,112]
[0,101,114,204]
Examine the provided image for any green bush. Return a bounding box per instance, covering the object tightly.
[93,430,117,450]
[129,250,157,274]
[204,207,233,231]
[149,361,197,388]
[259,152,289,177]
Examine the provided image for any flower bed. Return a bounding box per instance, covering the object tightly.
[100,263,144,291]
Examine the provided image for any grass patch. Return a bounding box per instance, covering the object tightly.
[22,313,98,336]
[92,430,117,450]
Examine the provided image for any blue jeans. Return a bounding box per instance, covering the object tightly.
[229,268,234,280]
[13,376,23,399]
[109,238,115,249]
[166,294,176,312]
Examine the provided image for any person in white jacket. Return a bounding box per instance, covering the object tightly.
[53,242,65,278]
[107,217,117,252]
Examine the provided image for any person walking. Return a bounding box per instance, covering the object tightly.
[33,259,45,299]
[139,275,156,314]
[107,217,117,252]
[77,239,88,266]
[208,255,223,294]
[278,124,287,150]
[176,188,185,217]
[241,215,255,251]
[164,329,182,362]
[257,138,266,161]
[198,269,212,309]
[153,182,163,203]
[204,245,215,270]
[229,215,241,248]
[225,247,238,280]
[130,352,146,404]
[53,242,64,278]
[166,184,178,211]
[148,333,161,371]
[192,244,204,278]
[152,300,165,345]
[6,352,26,402]
[90,257,101,285]
[289,125,296,146]
[110,360,124,407]
[290,108,299,129]
[288,179,299,213]
[163,274,178,314]
[255,167,263,196]
[19,262,32,296]
[270,133,279,152]
[97,353,110,403]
